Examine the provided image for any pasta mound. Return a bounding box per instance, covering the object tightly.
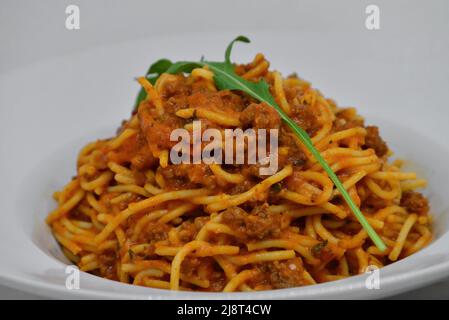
[46,53,432,292]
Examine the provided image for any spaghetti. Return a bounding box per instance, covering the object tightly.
[46,53,432,291]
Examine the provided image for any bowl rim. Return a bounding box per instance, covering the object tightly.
[2,243,449,300]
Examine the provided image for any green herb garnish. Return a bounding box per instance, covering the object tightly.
[270,183,282,194]
[134,58,173,109]
[134,36,386,252]
[312,240,328,257]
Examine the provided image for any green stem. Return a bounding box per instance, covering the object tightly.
[279,111,387,252]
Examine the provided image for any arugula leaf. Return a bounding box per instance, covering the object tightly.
[166,61,203,74]
[134,59,173,110]
[148,59,173,77]
[134,36,386,251]
[225,36,250,63]
[134,60,204,110]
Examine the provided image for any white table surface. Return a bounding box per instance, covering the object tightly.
[1,0,448,300]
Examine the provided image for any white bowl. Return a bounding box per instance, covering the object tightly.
[1,31,449,299]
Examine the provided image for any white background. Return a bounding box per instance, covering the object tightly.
[1,0,448,299]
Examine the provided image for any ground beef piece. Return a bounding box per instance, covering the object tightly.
[181,257,226,291]
[255,258,305,289]
[400,191,430,216]
[97,249,118,280]
[311,241,344,270]
[177,221,198,242]
[181,257,202,278]
[139,222,170,243]
[98,249,116,267]
[362,194,389,210]
[158,74,190,99]
[116,193,144,211]
[333,108,364,131]
[68,208,91,222]
[276,127,307,168]
[285,143,307,167]
[240,103,281,129]
[228,177,257,195]
[221,204,287,240]
[363,126,388,157]
[158,163,217,189]
[290,102,320,136]
[219,90,246,112]
[209,274,227,292]
[241,162,277,180]
[138,102,185,151]
[127,222,170,256]
[248,164,265,178]
[107,130,156,170]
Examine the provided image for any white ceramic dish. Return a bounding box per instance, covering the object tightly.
[1,30,449,299]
